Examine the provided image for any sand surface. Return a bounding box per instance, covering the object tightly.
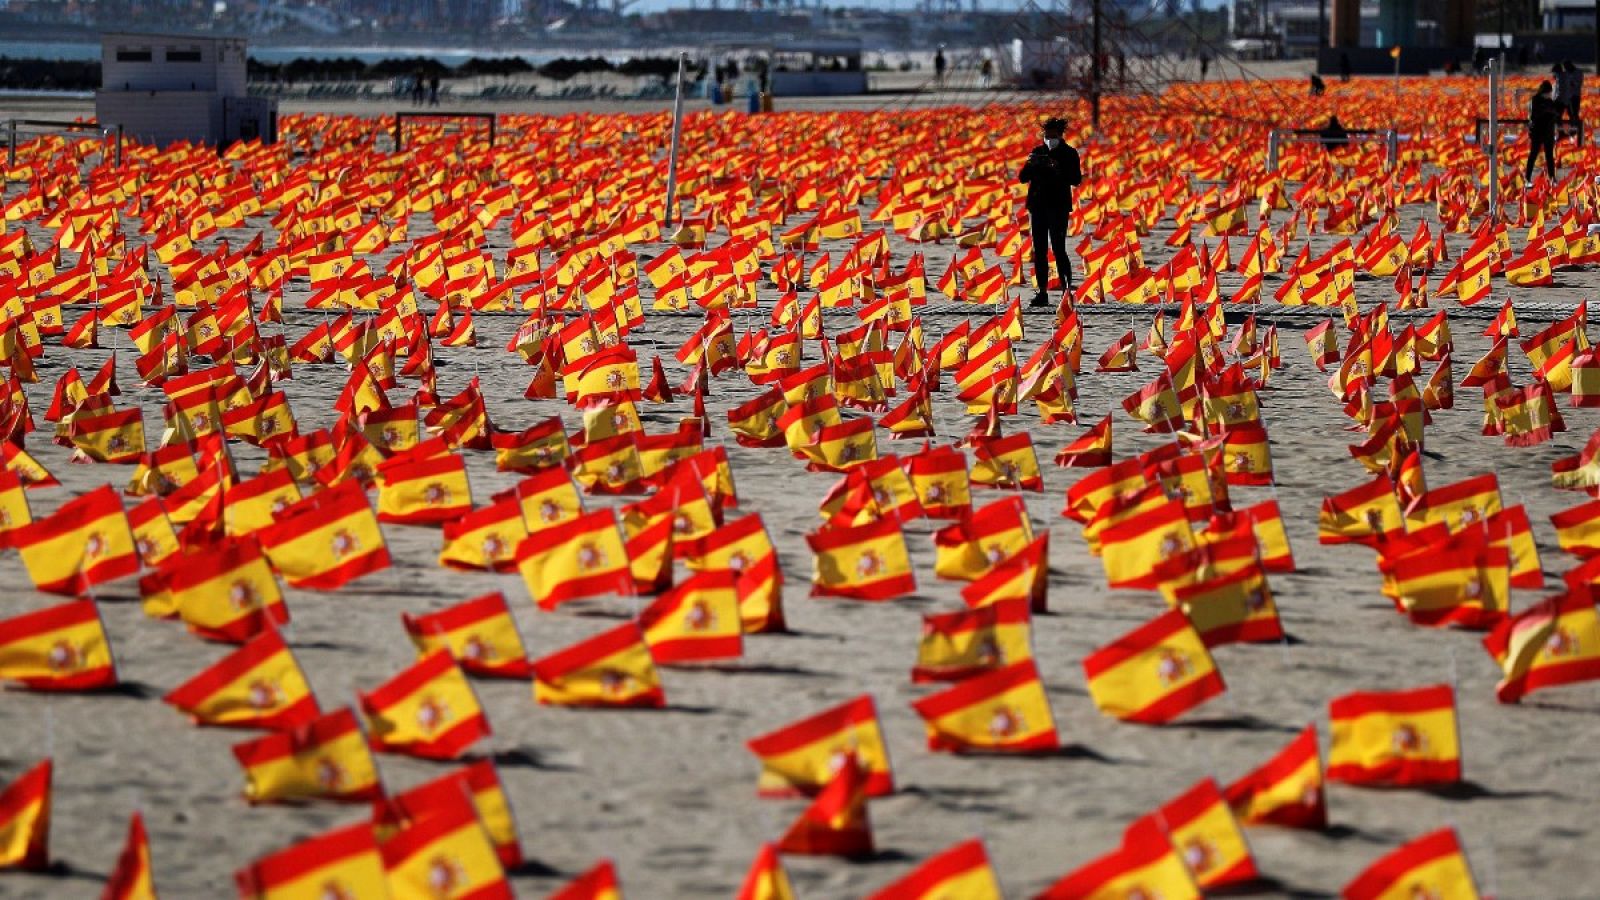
[1,82,1599,899]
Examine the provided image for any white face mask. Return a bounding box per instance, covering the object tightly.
[1044,137,1060,149]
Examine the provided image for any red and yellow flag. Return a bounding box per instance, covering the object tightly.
[1327,683,1461,787]
[776,755,874,857]
[161,537,289,643]
[234,821,387,899]
[437,498,528,573]
[229,707,383,804]
[0,759,50,871]
[548,859,622,900]
[1342,828,1480,900]
[735,843,796,900]
[377,788,510,899]
[912,597,1033,682]
[910,658,1058,753]
[805,517,915,600]
[374,452,472,525]
[0,599,117,691]
[863,838,1002,900]
[359,650,491,760]
[401,591,531,679]
[374,760,522,868]
[1083,609,1225,724]
[1223,724,1326,829]
[1483,587,1600,703]
[1037,817,1200,900]
[162,627,320,730]
[531,623,664,708]
[103,811,156,900]
[257,481,391,590]
[1143,778,1258,889]
[745,695,894,797]
[13,484,138,595]
[638,569,744,664]
[516,508,633,610]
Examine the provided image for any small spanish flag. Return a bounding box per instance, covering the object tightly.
[1037,816,1199,899]
[1170,564,1285,647]
[437,497,529,573]
[932,495,1033,582]
[735,843,796,900]
[374,760,522,868]
[162,627,320,730]
[0,599,117,691]
[401,591,531,679]
[638,569,744,664]
[516,508,633,611]
[805,517,916,600]
[1483,587,1600,703]
[969,432,1044,491]
[13,484,138,595]
[234,821,387,898]
[1083,608,1225,724]
[1223,724,1326,829]
[745,695,895,797]
[163,537,289,644]
[1055,413,1113,468]
[230,707,383,804]
[1327,683,1461,787]
[359,650,491,760]
[103,811,156,900]
[1318,475,1404,546]
[548,859,622,900]
[863,838,1002,899]
[1141,778,1258,889]
[912,597,1033,683]
[0,760,50,871]
[377,788,510,899]
[910,658,1058,753]
[1343,828,1480,900]
[531,623,664,708]
[374,451,472,525]
[776,754,874,857]
[257,481,391,591]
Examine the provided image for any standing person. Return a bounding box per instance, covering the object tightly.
[1563,61,1584,126]
[427,73,440,106]
[411,68,426,106]
[1339,52,1351,82]
[934,47,947,87]
[980,56,993,88]
[1198,52,1210,80]
[1526,80,1560,184]
[1018,116,1082,309]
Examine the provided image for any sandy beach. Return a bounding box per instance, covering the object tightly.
[2,77,1599,899]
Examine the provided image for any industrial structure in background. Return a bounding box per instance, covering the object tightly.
[94,32,278,149]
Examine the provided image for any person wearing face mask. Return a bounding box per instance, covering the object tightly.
[1018,116,1082,309]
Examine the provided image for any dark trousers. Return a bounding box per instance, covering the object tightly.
[1526,133,1556,181]
[1029,206,1071,296]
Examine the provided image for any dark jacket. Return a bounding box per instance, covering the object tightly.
[1530,93,1560,138]
[1019,141,1082,211]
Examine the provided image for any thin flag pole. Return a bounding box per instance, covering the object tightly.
[663,52,689,232]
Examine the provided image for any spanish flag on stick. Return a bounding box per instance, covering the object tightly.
[230,707,383,804]
[1037,817,1200,900]
[233,821,387,899]
[401,591,531,679]
[863,838,1002,900]
[531,623,664,708]
[0,759,50,871]
[910,658,1058,753]
[1317,475,1404,547]
[735,843,796,900]
[164,536,290,644]
[359,650,491,761]
[1483,587,1600,703]
[103,811,155,900]
[1327,683,1460,787]
[745,695,895,797]
[638,569,744,664]
[1084,609,1225,725]
[13,484,138,595]
[548,859,622,900]
[912,597,1033,683]
[776,754,874,857]
[932,496,1033,582]
[437,498,528,573]
[377,788,510,899]
[0,599,117,691]
[1342,828,1480,900]
[257,481,390,591]
[162,627,320,730]
[1223,724,1326,829]
[375,759,522,868]
[805,516,915,600]
[1142,778,1258,889]
[516,508,633,611]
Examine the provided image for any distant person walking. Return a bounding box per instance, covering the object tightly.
[411,68,426,106]
[980,57,994,88]
[1527,80,1560,184]
[934,48,947,87]
[427,74,440,106]
[1018,116,1082,309]
[1198,52,1210,80]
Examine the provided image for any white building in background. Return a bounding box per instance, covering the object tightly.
[1542,0,1595,29]
[93,31,277,149]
